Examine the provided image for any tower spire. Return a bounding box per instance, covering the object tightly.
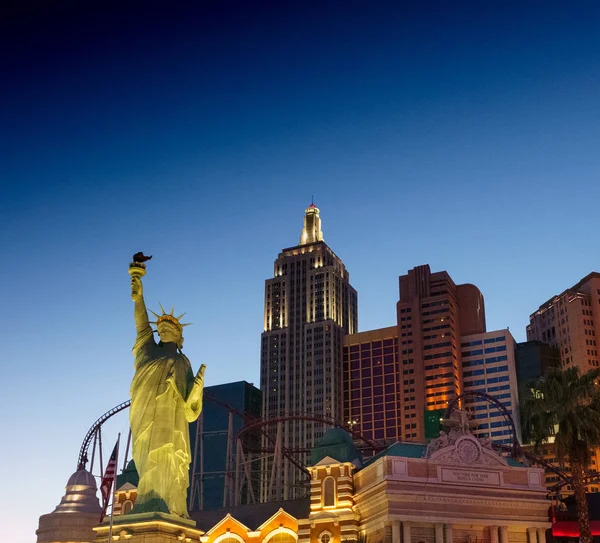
[299,202,324,245]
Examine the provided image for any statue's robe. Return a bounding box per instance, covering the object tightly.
[129,326,201,517]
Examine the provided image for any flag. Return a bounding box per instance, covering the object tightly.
[99,440,119,522]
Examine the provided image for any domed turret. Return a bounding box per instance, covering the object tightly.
[53,469,101,514]
[310,427,362,466]
[36,469,102,543]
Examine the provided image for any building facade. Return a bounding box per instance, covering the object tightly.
[342,326,401,445]
[527,272,600,372]
[260,204,358,500]
[189,381,262,510]
[514,341,560,401]
[461,329,521,446]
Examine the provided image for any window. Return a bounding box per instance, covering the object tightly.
[217,538,243,543]
[267,533,296,543]
[323,477,335,507]
[122,500,133,514]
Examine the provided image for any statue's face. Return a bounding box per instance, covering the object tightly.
[158,321,182,345]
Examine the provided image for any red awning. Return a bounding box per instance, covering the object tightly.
[552,521,600,537]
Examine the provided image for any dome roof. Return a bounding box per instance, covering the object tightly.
[310,427,362,466]
[66,469,97,489]
[53,469,102,515]
[316,427,354,447]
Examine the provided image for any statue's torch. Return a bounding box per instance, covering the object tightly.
[129,252,151,299]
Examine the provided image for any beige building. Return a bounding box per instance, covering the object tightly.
[527,271,600,372]
[260,204,358,500]
[526,271,600,493]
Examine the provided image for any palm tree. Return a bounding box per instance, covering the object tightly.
[521,366,600,543]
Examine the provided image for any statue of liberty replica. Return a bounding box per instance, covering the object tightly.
[128,253,206,519]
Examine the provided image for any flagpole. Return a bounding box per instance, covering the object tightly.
[107,433,121,543]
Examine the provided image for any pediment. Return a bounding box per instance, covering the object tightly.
[115,482,137,492]
[310,510,341,521]
[313,455,343,467]
[429,435,508,468]
[257,508,298,531]
[203,513,252,535]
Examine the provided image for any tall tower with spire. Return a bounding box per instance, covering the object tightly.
[260,204,357,501]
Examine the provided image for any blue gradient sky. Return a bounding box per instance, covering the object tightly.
[2,2,600,541]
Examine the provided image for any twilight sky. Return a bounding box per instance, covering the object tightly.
[2,2,600,541]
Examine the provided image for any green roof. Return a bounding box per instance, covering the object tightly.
[310,427,362,465]
[506,456,522,467]
[116,459,139,488]
[316,427,354,447]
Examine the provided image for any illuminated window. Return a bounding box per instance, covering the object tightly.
[267,533,296,543]
[320,532,332,543]
[323,477,335,507]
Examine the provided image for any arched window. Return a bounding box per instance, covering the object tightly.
[267,533,296,543]
[214,534,246,543]
[122,500,133,514]
[219,538,243,543]
[323,477,335,507]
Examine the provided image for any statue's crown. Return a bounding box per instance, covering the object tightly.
[149,304,191,330]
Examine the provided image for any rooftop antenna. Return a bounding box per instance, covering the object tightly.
[311,195,314,205]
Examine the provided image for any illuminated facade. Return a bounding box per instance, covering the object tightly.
[396,265,486,441]
[527,271,600,372]
[461,329,521,445]
[103,425,550,543]
[260,204,358,500]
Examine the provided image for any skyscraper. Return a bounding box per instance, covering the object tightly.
[260,204,358,501]
[527,271,600,372]
[396,265,486,441]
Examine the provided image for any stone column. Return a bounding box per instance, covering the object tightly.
[445,524,454,543]
[489,526,499,543]
[527,527,537,543]
[392,522,401,543]
[537,528,546,543]
[402,521,412,543]
[499,526,508,543]
[435,524,444,543]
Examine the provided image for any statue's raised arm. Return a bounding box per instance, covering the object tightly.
[129,252,152,334]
